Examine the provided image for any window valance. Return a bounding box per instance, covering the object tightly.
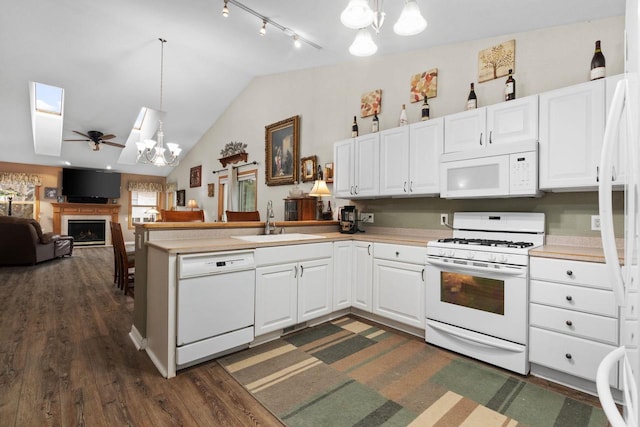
[127,181,164,192]
[0,172,42,186]
[165,182,178,193]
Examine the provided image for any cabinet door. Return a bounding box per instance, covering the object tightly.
[255,263,297,336]
[352,241,373,312]
[354,133,380,197]
[539,79,605,190]
[443,107,487,153]
[379,126,410,195]
[409,118,443,195]
[333,241,352,311]
[334,138,355,198]
[486,95,538,146]
[373,259,425,328]
[298,258,333,323]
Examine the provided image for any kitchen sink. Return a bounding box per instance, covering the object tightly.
[231,233,326,243]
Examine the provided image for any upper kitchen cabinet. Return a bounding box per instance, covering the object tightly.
[443,95,538,154]
[379,119,443,196]
[333,133,380,199]
[539,79,605,190]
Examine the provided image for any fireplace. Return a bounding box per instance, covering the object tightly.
[68,219,106,246]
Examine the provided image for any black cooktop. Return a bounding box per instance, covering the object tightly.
[437,238,534,249]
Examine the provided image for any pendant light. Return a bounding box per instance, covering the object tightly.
[393,0,427,36]
[349,28,378,57]
[340,0,374,29]
[136,38,182,167]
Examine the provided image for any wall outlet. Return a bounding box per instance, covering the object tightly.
[591,215,601,231]
[440,213,448,226]
[360,212,374,223]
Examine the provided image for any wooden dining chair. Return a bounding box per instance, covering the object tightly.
[225,211,260,222]
[110,221,135,296]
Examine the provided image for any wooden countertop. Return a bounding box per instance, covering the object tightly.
[530,245,607,263]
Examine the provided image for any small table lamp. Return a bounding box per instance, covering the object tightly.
[145,207,160,222]
[187,199,198,211]
[309,180,331,220]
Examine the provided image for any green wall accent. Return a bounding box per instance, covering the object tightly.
[353,191,624,237]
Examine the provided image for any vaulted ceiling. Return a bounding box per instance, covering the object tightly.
[0,0,625,176]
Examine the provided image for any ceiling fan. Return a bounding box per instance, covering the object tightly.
[64,130,125,151]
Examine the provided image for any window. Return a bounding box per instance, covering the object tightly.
[0,184,38,218]
[133,107,147,130]
[217,169,257,221]
[129,191,159,228]
[34,82,63,115]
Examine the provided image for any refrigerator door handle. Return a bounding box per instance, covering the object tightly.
[599,78,627,306]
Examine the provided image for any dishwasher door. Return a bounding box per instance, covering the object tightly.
[176,252,255,347]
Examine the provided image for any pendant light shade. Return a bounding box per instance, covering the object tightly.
[349,28,378,57]
[340,0,375,29]
[393,0,427,36]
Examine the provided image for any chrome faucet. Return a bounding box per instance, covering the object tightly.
[265,200,276,234]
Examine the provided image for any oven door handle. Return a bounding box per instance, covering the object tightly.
[427,320,525,353]
[425,258,525,277]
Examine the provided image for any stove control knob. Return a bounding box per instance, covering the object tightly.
[467,252,475,259]
[488,254,496,262]
[499,254,508,263]
[438,249,445,256]
[446,250,454,257]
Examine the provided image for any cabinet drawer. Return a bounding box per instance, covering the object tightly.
[530,303,617,345]
[255,242,333,266]
[529,327,617,386]
[530,257,610,290]
[373,242,426,264]
[530,280,617,317]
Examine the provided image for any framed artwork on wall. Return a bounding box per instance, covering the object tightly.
[361,89,381,117]
[44,187,58,199]
[190,165,202,188]
[410,68,438,102]
[265,115,299,186]
[478,39,515,83]
[207,183,215,197]
[324,162,334,183]
[301,155,317,182]
[177,190,185,207]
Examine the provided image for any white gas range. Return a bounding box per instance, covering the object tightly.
[425,212,545,374]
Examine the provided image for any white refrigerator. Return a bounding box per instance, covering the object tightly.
[597,0,640,425]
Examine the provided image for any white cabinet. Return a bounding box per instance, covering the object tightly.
[528,257,618,387]
[379,119,443,196]
[372,243,426,328]
[352,241,373,312]
[255,243,333,336]
[333,241,353,311]
[444,96,538,154]
[333,133,380,199]
[539,79,605,190]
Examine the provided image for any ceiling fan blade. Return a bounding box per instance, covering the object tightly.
[102,140,126,148]
[100,134,116,140]
[72,130,92,139]
[64,138,90,142]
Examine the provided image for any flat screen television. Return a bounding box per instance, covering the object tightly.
[62,168,121,202]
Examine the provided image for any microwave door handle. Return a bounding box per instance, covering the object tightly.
[426,258,524,277]
[598,78,626,306]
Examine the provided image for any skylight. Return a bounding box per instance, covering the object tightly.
[34,82,63,115]
[133,107,147,130]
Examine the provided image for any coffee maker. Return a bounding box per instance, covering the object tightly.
[339,205,358,234]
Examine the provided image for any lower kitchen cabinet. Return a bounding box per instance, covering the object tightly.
[352,241,373,312]
[528,257,618,387]
[254,243,333,336]
[372,243,426,328]
[333,241,353,311]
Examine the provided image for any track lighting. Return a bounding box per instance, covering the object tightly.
[260,20,266,36]
[222,0,229,17]
[293,35,301,48]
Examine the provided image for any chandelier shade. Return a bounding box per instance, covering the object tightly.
[340,0,375,29]
[393,0,427,36]
[349,28,378,57]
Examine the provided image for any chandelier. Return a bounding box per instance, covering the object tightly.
[136,38,182,167]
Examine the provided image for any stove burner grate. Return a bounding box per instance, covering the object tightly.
[437,238,534,249]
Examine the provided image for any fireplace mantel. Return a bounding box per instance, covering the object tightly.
[52,203,120,235]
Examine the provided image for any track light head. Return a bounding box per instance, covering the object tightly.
[293,35,301,48]
[222,0,229,17]
[260,20,266,36]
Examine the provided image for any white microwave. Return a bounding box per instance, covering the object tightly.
[439,141,540,198]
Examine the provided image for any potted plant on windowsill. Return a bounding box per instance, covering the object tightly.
[219,141,248,167]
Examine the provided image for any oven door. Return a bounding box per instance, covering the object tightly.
[425,256,527,344]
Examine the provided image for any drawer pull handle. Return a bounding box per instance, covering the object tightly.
[566,270,573,276]
[395,251,400,256]
[565,353,572,360]
[566,295,573,301]
[565,320,573,326]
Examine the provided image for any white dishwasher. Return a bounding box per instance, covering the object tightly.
[175,250,255,367]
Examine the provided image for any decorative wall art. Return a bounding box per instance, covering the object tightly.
[360,89,382,117]
[207,183,215,197]
[478,40,515,83]
[265,115,299,186]
[324,162,334,183]
[190,165,202,188]
[410,68,438,102]
[44,187,58,199]
[301,155,317,182]
[176,190,185,207]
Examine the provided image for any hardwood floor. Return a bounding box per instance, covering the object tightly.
[0,247,283,427]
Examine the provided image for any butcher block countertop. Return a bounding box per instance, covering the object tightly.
[529,235,623,263]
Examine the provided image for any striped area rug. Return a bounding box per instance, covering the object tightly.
[218,317,608,426]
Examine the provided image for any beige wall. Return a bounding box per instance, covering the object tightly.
[170,16,625,237]
[0,161,165,242]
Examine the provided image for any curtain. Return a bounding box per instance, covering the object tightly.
[165,182,178,192]
[127,181,164,192]
[0,172,42,186]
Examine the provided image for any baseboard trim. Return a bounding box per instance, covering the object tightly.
[129,325,147,350]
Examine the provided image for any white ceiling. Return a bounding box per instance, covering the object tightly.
[0,0,625,177]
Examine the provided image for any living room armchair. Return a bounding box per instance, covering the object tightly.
[0,216,73,266]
